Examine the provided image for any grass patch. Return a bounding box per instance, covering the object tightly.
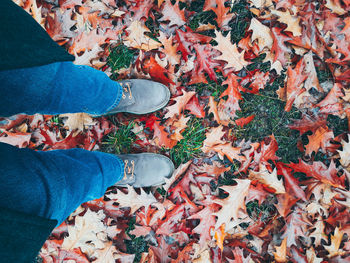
[235,70,302,163]
[170,118,206,166]
[246,198,277,222]
[102,121,136,154]
[229,0,252,44]
[125,217,149,263]
[107,44,136,80]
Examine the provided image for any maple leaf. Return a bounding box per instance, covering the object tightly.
[325,0,346,15]
[127,0,154,21]
[169,114,190,141]
[308,220,328,247]
[106,185,159,214]
[213,30,250,71]
[316,83,344,117]
[235,115,255,128]
[191,43,220,82]
[277,163,306,201]
[208,96,221,124]
[213,179,251,231]
[246,183,270,205]
[217,77,244,124]
[338,134,350,168]
[158,32,181,65]
[164,90,196,119]
[159,0,186,27]
[240,70,269,94]
[201,125,225,153]
[275,192,298,218]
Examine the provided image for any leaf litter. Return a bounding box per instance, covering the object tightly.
[3,0,350,262]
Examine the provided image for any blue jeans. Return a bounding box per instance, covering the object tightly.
[0,62,124,226]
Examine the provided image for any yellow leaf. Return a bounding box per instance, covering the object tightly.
[273,238,287,262]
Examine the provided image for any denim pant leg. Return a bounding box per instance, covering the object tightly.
[0,143,124,226]
[0,62,125,225]
[0,61,122,116]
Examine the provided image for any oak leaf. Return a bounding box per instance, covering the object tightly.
[106,185,158,214]
[124,21,162,51]
[213,30,250,71]
[273,238,287,263]
[62,209,106,257]
[209,0,235,30]
[213,179,251,231]
[159,0,186,27]
[305,126,334,156]
[164,90,196,119]
[248,18,273,52]
[184,95,205,118]
[271,9,302,36]
[60,113,96,132]
[288,159,345,189]
[324,227,345,257]
[249,164,286,194]
[0,130,31,148]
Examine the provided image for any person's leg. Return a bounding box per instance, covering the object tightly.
[0,62,122,116]
[0,142,123,226]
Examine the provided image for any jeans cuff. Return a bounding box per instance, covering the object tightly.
[113,155,125,183]
[103,81,123,114]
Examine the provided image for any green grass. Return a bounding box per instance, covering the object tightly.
[101,121,136,154]
[246,198,277,222]
[170,118,207,166]
[229,0,252,44]
[125,217,149,263]
[107,44,136,80]
[190,78,226,98]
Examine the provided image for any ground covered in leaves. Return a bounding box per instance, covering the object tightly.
[2,0,350,262]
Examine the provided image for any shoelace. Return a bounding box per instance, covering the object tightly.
[122,160,135,181]
[121,82,133,100]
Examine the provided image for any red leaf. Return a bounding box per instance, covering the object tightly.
[235,115,255,128]
[175,26,212,61]
[143,56,175,85]
[287,159,346,188]
[184,95,205,118]
[276,162,307,202]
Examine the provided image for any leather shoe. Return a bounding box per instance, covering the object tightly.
[115,153,175,187]
[105,79,171,115]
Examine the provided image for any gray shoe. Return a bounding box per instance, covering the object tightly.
[115,153,175,187]
[105,79,171,115]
